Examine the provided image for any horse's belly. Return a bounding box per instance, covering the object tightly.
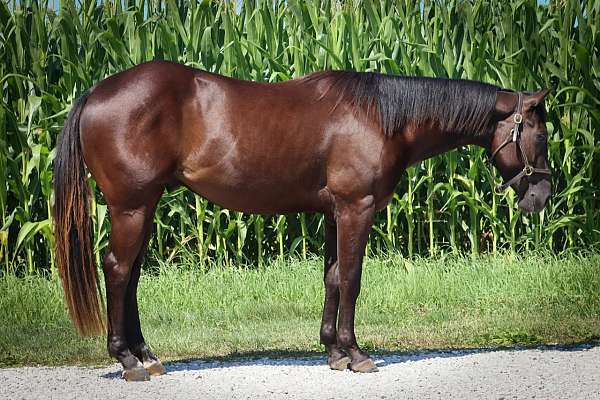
[179,167,323,214]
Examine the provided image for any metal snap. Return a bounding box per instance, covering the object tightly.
[513,113,523,124]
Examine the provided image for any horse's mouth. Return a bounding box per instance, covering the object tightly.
[517,178,551,214]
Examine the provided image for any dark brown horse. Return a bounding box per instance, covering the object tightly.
[53,60,551,380]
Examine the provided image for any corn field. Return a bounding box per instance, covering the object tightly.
[1,0,599,274]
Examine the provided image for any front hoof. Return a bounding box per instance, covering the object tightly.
[350,358,379,373]
[144,360,167,376]
[122,366,151,381]
[328,356,351,371]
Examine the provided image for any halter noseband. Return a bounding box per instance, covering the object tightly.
[489,92,551,193]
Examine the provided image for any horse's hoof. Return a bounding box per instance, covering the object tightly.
[328,356,351,371]
[350,358,379,373]
[144,360,167,376]
[122,366,151,381]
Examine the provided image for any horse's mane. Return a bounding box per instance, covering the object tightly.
[301,71,500,137]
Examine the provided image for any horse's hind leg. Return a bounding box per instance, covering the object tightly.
[125,207,166,376]
[320,216,350,370]
[104,200,157,381]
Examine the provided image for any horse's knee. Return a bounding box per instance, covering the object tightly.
[339,277,361,302]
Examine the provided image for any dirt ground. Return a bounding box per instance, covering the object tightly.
[2,344,599,400]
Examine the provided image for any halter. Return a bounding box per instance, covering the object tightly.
[489,92,551,193]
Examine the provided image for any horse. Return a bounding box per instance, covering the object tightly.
[53,60,551,380]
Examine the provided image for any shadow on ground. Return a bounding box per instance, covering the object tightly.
[101,340,599,380]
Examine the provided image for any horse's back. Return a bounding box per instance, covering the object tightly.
[78,61,384,214]
[176,71,345,212]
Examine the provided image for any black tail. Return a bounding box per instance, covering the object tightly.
[53,91,105,336]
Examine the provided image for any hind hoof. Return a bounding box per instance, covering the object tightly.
[144,360,167,376]
[328,356,351,371]
[122,366,151,381]
[350,358,379,373]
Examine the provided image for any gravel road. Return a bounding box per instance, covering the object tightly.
[2,345,599,400]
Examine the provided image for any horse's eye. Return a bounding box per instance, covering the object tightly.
[536,133,547,142]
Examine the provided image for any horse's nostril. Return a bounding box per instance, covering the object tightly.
[530,192,536,197]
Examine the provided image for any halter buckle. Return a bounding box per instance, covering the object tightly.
[511,128,517,142]
[513,113,522,124]
[524,165,534,176]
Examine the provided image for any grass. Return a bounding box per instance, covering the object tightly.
[1,251,599,367]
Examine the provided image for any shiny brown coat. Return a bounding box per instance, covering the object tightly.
[53,61,551,379]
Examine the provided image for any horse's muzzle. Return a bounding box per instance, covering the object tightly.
[517,178,551,214]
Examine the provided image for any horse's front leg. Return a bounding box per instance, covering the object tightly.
[335,196,378,373]
[320,216,351,370]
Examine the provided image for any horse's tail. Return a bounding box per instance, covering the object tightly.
[53,91,105,336]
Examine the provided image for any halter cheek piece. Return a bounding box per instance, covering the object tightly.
[489,92,551,193]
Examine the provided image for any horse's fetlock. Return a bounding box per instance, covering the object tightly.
[107,335,128,357]
[320,325,337,345]
[336,330,355,349]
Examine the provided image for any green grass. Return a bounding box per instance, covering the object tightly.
[1,251,599,367]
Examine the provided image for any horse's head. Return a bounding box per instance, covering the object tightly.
[489,89,552,213]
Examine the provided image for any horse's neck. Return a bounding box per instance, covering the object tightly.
[397,122,490,167]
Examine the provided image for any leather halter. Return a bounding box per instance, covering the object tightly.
[489,92,551,193]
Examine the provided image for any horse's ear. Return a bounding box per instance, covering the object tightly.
[494,90,518,119]
[524,89,551,110]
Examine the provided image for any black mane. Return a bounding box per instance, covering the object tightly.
[304,71,500,137]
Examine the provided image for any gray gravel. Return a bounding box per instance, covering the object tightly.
[2,345,599,400]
